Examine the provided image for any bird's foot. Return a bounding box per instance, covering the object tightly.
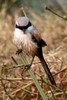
[16,49,22,55]
[24,64,31,70]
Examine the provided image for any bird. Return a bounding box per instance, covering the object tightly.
[13,16,56,86]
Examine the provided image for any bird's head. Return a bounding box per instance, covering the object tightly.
[15,17,32,32]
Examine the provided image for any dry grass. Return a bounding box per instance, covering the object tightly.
[0,9,67,99]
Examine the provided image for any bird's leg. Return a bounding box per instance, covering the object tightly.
[25,56,35,70]
[16,49,22,55]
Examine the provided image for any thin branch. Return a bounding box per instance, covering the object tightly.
[1,67,13,100]
[20,7,27,17]
[54,67,67,76]
[11,82,33,96]
[45,6,67,21]
[11,56,67,77]
[11,56,18,65]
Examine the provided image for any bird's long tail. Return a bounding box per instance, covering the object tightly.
[38,55,56,86]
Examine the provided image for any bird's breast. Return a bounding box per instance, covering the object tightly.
[13,28,38,56]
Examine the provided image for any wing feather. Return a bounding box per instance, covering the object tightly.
[30,28,47,47]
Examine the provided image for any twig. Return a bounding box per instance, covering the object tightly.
[11,55,67,79]
[21,7,27,17]
[10,56,67,77]
[54,67,67,76]
[50,86,56,100]
[45,6,67,21]
[11,56,18,65]
[11,54,48,100]
[0,77,41,81]
[11,82,33,96]
[1,67,13,100]
[48,90,67,97]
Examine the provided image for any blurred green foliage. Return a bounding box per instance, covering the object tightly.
[0,0,47,15]
[0,0,67,17]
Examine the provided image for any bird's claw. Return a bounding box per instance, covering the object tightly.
[16,49,22,55]
[25,64,31,70]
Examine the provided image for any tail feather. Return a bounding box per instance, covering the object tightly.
[39,56,56,86]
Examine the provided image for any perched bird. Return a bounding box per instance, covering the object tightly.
[13,16,56,86]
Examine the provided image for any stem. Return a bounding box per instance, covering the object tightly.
[45,6,67,21]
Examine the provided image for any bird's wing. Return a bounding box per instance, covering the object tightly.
[31,28,47,47]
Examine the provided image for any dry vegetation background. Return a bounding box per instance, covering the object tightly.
[0,0,67,100]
